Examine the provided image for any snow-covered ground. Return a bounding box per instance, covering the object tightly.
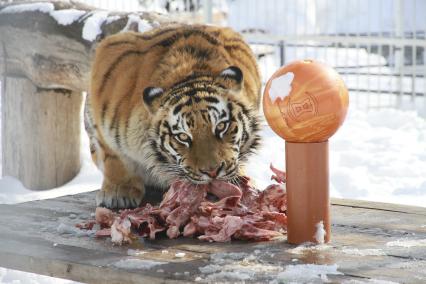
[0,269,82,284]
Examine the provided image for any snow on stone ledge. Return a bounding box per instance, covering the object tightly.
[0,2,85,26]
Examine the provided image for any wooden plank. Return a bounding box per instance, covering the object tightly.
[0,192,425,283]
[332,197,426,215]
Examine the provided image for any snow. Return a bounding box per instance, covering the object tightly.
[269,72,294,103]
[0,268,83,284]
[0,2,54,14]
[198,252,283,281]
[386,239,426,248]
[314,221,326,244]
[49,9,86,25]
[341,247,386,256]
[0,3,85,26]
[127,249,147,256]
[274,264,343,283]
[82,11,110,41]
[105,15,120,24]
[175,252,186,258]
[286,243,331,255]
[121,14,153,33]
[342,280,399,284]
[112,258,166,270]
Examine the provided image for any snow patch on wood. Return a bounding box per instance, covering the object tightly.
[113,259,166,270]
[0,2,54,14]
[386,239,426,248]
[105,15,120,24]
[341,247,386,256]
[315,220,326,244]
[0,3,85,26]
[198,252,282,282]
[82,11,109,41]
[50,9,85,25]
[287,243,331,254]
[275,264,342,283]
[269,72,294,103]
[121,14,153,33]
[175,252,186,258]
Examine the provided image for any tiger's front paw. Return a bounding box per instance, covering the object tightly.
[96,181,144,209]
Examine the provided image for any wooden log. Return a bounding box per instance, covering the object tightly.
[0,0,172,92]
[0,0,173,189]
[1,76,82,190]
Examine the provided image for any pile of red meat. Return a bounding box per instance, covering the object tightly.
[77,165,287,244]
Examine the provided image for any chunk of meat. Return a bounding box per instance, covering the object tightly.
[198,215,244,242]
[111,217,133,245]
[95,207,115,227]
[161,181,207,239]
[77,165,287,244]
[270,163,286,184]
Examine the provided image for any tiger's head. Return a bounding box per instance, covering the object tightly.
[143,66,261,185]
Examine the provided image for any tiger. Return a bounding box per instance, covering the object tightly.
[85,23,262,209]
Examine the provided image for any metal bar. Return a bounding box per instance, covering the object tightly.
[279,41,285,66]
[411,0,417,101]
[395,0,404,104]
[366,0,372,108]
[243,34,426,47]
[202,0,212,24]
[347,88,425,97]
[303,0,308,59]
[378,0,383,105]
[356,0,361,107]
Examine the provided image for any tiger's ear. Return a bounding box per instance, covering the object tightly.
[143,87,164,107]
[215,66,243,91]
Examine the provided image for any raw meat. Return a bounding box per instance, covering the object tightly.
[77,166,287,245]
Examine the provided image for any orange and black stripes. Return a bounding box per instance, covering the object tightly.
[85,23,262,192]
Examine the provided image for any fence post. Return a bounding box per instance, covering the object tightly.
[279,40,286,66]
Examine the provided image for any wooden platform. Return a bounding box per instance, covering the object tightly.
[0,191,425,283]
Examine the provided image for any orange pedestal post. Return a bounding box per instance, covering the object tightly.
[285,141,330,244]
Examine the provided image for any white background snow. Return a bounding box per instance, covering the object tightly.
[0,0,426,283]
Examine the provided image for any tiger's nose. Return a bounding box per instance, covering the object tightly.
[200,162,224,178]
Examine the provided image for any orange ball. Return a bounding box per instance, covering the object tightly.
[263,60,349,143]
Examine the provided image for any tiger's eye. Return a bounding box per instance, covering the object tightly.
[177,133,189,141]
[216,122,226,131]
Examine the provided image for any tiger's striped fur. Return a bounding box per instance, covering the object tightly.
[85,24,261,209]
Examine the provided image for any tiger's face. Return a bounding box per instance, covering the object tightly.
[144,66,261,184]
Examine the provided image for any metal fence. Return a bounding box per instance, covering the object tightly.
[81,0,426,113]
